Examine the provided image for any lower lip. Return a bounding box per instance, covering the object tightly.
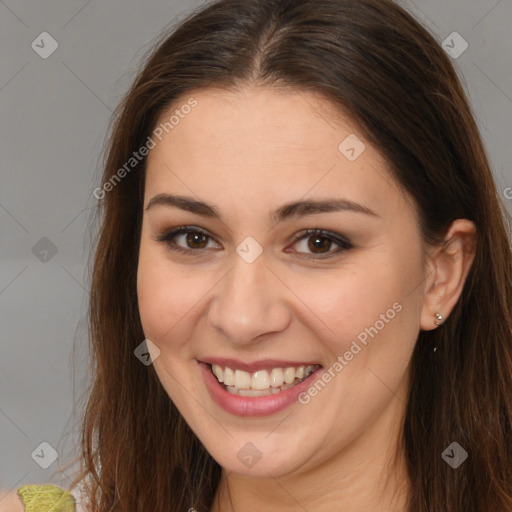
[198,361,323,417]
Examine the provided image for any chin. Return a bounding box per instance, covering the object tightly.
[204,435,314,479]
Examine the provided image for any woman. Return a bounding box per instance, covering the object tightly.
[10,0,512,510]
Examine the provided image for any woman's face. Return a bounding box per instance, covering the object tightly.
[137,86,431,478]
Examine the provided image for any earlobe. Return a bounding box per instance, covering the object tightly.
[419,219,477,331]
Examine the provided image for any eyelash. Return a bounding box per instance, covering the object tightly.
[154,226,353,259]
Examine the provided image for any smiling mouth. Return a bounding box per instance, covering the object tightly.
[209,363,322,397]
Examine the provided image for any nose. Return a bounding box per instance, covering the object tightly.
[206,250,291,346]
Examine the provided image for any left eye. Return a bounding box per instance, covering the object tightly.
[289,228,353,257]
[155,226,353,258]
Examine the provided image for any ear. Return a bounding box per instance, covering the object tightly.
[420,219,477,331]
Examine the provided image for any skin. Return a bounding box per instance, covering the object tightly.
[137,85,476,512]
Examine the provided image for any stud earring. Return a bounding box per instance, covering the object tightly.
[434,312,444,326]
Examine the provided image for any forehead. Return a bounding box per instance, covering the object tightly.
[144,86,410,222]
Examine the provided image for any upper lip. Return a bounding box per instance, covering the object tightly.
[199,357,322,374]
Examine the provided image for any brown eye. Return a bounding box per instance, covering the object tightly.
[183,231,209,249]
[307,233,332,253]
[155,226,352,259]
[289,229,353,258]
[155,226,217,254]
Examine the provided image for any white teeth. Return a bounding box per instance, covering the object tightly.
[211,363,318,394]
[213,365,224,382]
[233,369,252,390]
[231,387,281,397]
[251,370,270,390]
[224,367,234,386]
[284,367,296,384]
[269,367,284,388]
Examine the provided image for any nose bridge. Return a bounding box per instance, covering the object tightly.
[207,248,289,344]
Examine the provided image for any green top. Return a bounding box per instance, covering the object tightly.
[16,484,76,512]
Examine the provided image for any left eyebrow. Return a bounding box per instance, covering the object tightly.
[272,197,380,222]
[145,193,380,223]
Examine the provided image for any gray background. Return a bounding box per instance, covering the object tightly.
[1,0,511,507]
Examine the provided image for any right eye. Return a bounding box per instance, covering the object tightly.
[154,226,219,255]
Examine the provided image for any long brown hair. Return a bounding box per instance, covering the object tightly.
[65,0,512,510]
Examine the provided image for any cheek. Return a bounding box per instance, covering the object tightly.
[137,245,194,344]
[296,266,398,341]
[300,258,418,364]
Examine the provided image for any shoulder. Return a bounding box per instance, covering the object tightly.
[1,484,78,512]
